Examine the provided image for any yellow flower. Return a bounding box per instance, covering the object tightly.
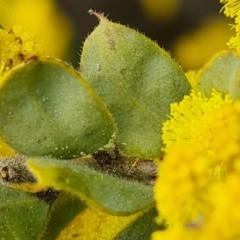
[221,0,240,54]
[0,0,74,58]
[152,225,202,240]
[0,25,44,78]
[154,92,240,239]
[220,0,240,18]
[154,1,240,238]
[206,173,240,239]
[208,101,240,165]
[154,141,212,227]
[162,90,232,152]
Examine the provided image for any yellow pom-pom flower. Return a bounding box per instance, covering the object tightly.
[221,0,240,54]
[153,90,240,239]
[0,0,74,58]
[0,25,44,79]
[162,90,232,152]
[154,141,212,227]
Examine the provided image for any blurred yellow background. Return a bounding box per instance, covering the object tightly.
[0,0,233,70]
[0,0,74,60]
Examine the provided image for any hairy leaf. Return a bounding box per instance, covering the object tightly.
[114,207,164,240]
[0,184,48,239]
[80,13,191,158]
[196,50,240,99]
[0,57,115,159]
[27,157,154,215]
[41,191,86,240]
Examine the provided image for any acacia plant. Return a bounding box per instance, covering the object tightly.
[0,10,190,239]
[1,0,240,239]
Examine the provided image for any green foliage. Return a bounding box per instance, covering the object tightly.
[0,13,192,239]
[196,50,240,99]
[0,184,49,239]
[0,58,114,159]
[81,13,191,158]
[41,192,87,240]
[41,192,162,240]
[27,157,154,215]
[114,207,164,240]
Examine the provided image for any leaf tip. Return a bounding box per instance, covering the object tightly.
[88,9,106,21]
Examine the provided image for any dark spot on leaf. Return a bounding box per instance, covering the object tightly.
[104,29,110,37]
[57,175,67,183]
[36,136,47,144]
[108,39,115,50]
[120,68,127,75]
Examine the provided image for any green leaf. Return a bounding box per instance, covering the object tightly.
[114,207,164,240]
[43,192,160,240]
[0,57,115,159]
[41,191,86,240]
[27,157,154,215]
[196,50,240,99]
[80,13,191,158]
[0,184,49,239]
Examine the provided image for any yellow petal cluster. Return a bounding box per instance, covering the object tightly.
[0,0,74,58]
[153,90,240,239]
[162,90,232,152]
[154,141,212,227]
[0,25,43,79]
[221,0,240,53]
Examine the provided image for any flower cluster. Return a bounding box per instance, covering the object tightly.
[153,0,240,239]
[0,0,74,58]
[0,25,43,80]
[153,91,240,239]
[221,0,240,53]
